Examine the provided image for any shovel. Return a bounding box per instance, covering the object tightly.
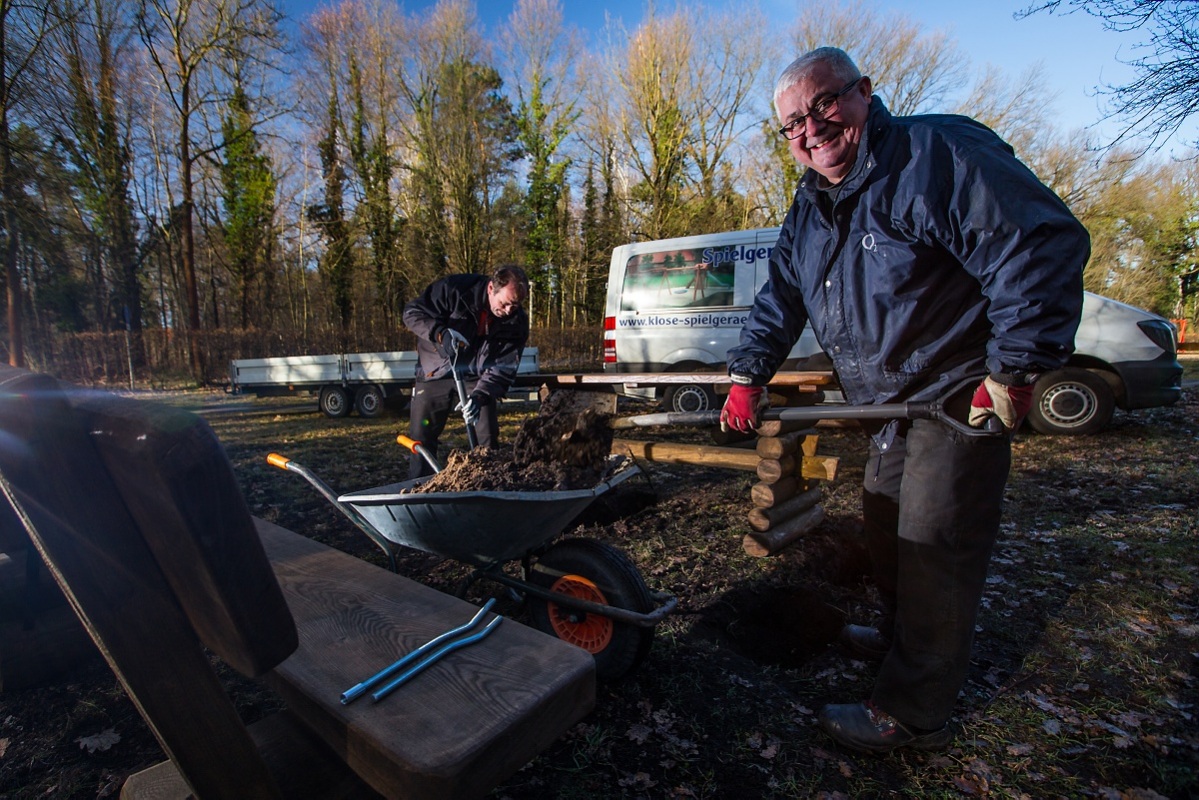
[610,377,1005,437]
[449,345,479,449]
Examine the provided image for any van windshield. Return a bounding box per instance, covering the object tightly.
[620,248,735,312]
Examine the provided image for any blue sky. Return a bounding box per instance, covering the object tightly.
[282,0,1184,152]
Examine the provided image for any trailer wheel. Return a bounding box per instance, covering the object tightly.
[1027,368,1115,436]
[354,385,384,418]
[529,538,654,682]
[318,386,350,418]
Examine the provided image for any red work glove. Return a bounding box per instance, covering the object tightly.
[969,375,1035,431]
[720,384,766,433]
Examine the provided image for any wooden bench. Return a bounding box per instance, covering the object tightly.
[0,366,595,799]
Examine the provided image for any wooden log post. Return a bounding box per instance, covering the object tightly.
[747,486,821,532]
[610,439,761,471]
[755,429,816,460]
[756,454,795,483]
[751,475,802,507]
[743,505,826,557]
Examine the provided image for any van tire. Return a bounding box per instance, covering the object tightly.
[1027,368,1114,436]
[663,383,718,413]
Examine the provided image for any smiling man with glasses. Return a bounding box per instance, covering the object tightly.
[721,47,1090,754]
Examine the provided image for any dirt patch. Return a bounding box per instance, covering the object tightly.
[408,395,614,493]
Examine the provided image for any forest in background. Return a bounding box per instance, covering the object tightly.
[3,0,1198,383]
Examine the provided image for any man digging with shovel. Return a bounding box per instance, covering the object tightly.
[722,47,1088,753]
[402,265,530,480]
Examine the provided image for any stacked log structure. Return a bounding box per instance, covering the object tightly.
[742,422,833,557]
[610,418,838,557]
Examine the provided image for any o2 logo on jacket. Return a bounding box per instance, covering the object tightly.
[861,233,878,252]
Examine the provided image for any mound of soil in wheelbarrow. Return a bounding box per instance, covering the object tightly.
[409,394,615,493]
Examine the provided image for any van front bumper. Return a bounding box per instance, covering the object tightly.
[1114,354,1183,410]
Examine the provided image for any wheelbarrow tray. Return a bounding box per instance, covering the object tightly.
[337,462,641,568]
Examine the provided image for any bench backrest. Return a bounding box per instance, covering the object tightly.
[0,366,297,798]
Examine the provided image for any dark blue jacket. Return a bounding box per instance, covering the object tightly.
[728,98,1088,407]
[402,274,529,399]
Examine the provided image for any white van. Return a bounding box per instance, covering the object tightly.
[601,227,1183,435]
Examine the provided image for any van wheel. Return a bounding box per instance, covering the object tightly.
[663,383,718,413]
[1027,368,1114,435]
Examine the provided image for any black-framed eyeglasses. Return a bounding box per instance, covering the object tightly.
[777,77,864,140]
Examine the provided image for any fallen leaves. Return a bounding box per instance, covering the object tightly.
[75,728,120,754]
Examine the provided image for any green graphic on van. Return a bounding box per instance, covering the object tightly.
[620,248,736,311]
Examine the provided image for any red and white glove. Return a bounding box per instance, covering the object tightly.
[969,375,1035,431]
[720,384,767,433]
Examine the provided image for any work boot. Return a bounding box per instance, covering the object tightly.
[838,623,892,660]
[819,701,952,754]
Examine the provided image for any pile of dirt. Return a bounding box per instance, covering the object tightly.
[408,393,615,493]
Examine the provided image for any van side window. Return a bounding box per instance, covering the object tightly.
[620,249,735,312]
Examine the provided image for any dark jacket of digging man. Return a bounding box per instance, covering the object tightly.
[402,269,529,479]
[726,46,1088,751]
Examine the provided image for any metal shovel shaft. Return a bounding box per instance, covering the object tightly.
[611,378,1004,438]
[450,348,479,449]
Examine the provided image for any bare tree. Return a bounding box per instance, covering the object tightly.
[500,0,580,324]
[0,0,61,366]
[792,0,968,116]
[135,0,282,378]
[1020,0,1199,152]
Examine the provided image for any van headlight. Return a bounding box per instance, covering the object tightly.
[1137,319,1178,355]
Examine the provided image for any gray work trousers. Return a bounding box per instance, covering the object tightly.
[861,415,1012,729]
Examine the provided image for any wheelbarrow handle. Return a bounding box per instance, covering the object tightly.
[396,435,442,473]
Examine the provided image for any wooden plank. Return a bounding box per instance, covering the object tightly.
[0,367,281,799]
[743,505,826,557]
[746,487,822,533]
[258,518,596,800]
[611,439,760,471]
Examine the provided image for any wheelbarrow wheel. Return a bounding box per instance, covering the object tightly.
[529,538,654,682]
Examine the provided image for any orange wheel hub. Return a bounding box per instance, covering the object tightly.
[547,574,613,653]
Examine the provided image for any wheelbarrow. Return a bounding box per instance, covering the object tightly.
[266,447,676,682]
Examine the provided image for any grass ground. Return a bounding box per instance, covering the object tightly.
[0,371,1196,799]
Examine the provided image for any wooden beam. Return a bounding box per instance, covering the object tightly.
[751,477,802,508]
[611,439,760,471]
[756,455,796,484]
[801,454,840,482]
[747,487,822,532]
[755,430,817,460]
[743,505,826,557]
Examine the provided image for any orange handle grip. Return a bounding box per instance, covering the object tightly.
[396,434,421,453]
[266,453,290,469]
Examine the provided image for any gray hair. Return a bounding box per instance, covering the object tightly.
[773,47,862,117]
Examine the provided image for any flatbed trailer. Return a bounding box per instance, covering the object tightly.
[229,349,541,418]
